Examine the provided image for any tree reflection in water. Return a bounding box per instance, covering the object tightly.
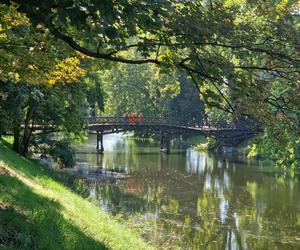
[75,134,300,249]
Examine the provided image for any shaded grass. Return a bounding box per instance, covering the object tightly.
[0,143,152,250]
[0,174,105,250]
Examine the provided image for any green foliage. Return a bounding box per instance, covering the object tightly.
[36,137,76,168]
[194,142,210,152]
[248,124,300,170]
[33,83,89,139]
[169,75,205,122]
[205,106,233,126]
[0,0,299,171]
[0,3,97,162]
[99,58,205,122]
[0,81,27,135]
[0,81,89,165]
[100,62,180,116]
[195,137,220,152]
[0,4,86,85]
[245,72,300,170]
[81,65,107,116]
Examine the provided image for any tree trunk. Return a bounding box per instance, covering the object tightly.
[22,125,31,156]
[13,126,21,153]
[22,99,37,156]
[91,104,96,117]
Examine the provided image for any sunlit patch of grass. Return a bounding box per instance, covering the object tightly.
[1,136,13,145]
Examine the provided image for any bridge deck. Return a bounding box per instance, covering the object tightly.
[87,116,254,135]
[26,116,260,153]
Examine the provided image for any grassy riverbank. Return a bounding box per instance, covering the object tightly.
[0,142,152,250]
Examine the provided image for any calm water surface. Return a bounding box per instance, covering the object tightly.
[74,134,300,249]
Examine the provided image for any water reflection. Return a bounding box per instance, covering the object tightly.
[75,134,300,249]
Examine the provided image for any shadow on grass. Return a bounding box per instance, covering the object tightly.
[0,144,56,181]
[0,144,82,198]
[0,173,107,250]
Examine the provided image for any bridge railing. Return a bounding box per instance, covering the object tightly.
[88,116,202,127]
[88,116,249,131]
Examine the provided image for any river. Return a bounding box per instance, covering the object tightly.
[73,133,300,249]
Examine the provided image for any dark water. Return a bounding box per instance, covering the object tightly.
[74,134,300,249]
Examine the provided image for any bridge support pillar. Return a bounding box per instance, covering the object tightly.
[96,131,104,154]
[165,135,170,154]
[160,133,170,154]
[160,134,165,151]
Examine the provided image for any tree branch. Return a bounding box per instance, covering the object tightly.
[46,22,161,65]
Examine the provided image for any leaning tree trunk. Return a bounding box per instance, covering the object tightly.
[22,99,37,156]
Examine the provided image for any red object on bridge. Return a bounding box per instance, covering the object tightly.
[129,112,134,125]
[138,113,144,125]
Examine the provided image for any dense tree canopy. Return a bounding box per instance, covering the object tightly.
[0,0,299,169]
[2,0,298,116]
[0,4,86,85]
[100,62,180,116]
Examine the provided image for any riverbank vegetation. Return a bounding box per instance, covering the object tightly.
[0,142,152,249]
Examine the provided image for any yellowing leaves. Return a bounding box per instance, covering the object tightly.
[46,57,86,85]
[0,4,28,29]
[224,0,246,8]
[0,4,88,86]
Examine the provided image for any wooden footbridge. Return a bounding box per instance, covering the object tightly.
[88,116,259,154]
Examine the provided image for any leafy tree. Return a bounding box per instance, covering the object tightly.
[0,0,170,63]
[101,63,180,116]
[0,4,94,165]
[28,82,89,165]
[81,62,107,117]
[0,4,86,85]
[169,75,205,123]
[0,81,28,151]
[4,0,297,121]
[0,81,90,166]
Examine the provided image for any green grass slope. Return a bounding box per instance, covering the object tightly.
[0,143,152,250]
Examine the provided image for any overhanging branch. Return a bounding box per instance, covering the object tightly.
[46,22,161,65]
